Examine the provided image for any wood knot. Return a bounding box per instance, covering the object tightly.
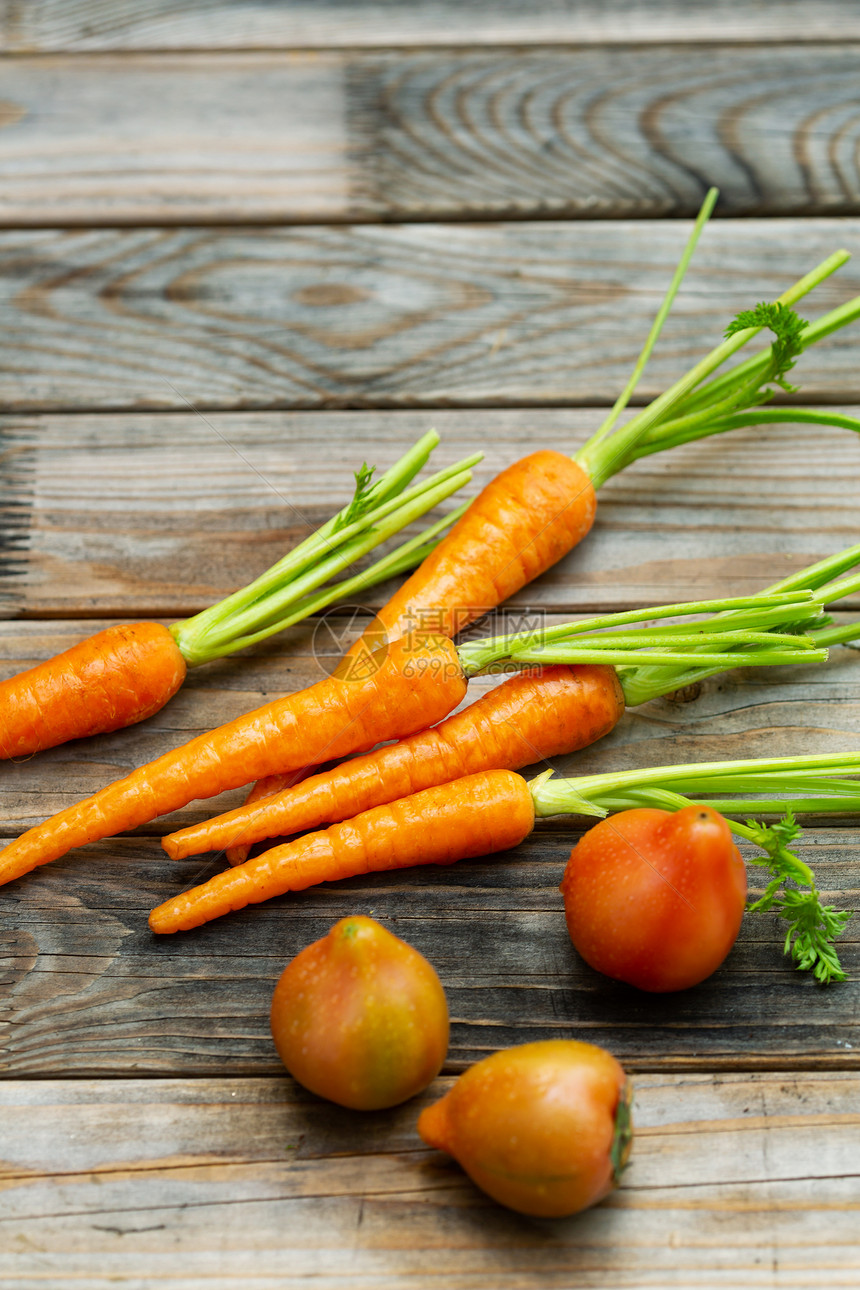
[667,681,703,704]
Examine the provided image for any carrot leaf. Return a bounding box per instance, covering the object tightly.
[332,461,379,531]
[745,809,852,984]
[575,245,859,490]
[724,301,808,393]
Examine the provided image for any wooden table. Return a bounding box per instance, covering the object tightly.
[2,5,860,1285]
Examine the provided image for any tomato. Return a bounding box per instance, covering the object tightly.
[270,915,449,1110]
[418,1039,632,1218]
[561,804,747,992]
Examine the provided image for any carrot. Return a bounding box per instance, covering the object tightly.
[164,541,860,861]
[364,451,596,644]
[350,202,860,654]
[164,664,623,860]
[0,623,187,759]
[0,635,466,887]
[149,751,860,944]
[150,769,536,933]
[0,432,478,759]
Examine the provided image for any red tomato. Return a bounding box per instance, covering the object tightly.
[270,915,449,1110]
[418,1039,632,1218]
[560,805,747,992]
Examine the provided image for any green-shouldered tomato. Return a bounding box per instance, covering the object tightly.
[561,804,747,992]
[270,915,449,1110]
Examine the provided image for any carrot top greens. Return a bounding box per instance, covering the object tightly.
[573,190,860,491]
[744,812,852,985]
[171,430,480,666]
[457,538,860,709]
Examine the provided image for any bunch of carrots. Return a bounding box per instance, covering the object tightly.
[2,189,859,991]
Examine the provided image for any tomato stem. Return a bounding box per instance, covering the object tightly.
[610,1081,635,1182]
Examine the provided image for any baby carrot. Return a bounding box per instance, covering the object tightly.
[0,635,466,887]
[351,197,860,652]
[0,432,477,758]
[0,623,187,760]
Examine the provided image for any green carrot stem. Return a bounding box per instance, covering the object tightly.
[455,591,817,675]
[587,188,719,449]
[690,408,860,435]
[187,500,471,660]
[518,629,820,650]
[528,752,860,819]
[510,646,826,670]
[176,467,475,665]
[684,797,860,818]
[811,622,860,649]
[759,543,860,598]
[576,251,852,489]
[457,545,860,700]
[586,793,860,820]
[184,469,472,653]
[673,291,860,421]
[173,440,480,661]
[810,569,860,604]
[350,499,470,585]
[627,406,860,460]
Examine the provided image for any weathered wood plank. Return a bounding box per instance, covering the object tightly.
[0,1073,859,1286]
[2,1,858,51]
[1,47,860,223]
[3,412,859,618]
[0,220,858,407]
[2,819,858,1075]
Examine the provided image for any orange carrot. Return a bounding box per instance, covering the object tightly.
[0,623,187,759]
[360,452,596,646]
[164,664,623,860]
[149,751,860,939]
[0,635,466,887]
[150,769,535,933]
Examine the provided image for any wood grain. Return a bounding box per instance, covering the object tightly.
[3,411,859,617]
[1,47,860,222]
[1,1073,859,1287]
[2,1,859,51]
[346,45,860,221]
[0,223,859,411]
